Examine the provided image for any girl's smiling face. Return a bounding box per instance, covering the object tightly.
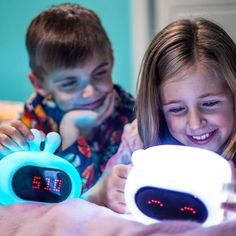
[160,65,235,153]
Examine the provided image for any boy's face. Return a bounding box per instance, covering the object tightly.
[37,52,114,112]
[160,65,235,153]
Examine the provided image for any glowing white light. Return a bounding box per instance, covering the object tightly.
[125,145,232,226]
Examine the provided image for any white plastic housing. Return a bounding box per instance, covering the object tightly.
[125,145,232,226]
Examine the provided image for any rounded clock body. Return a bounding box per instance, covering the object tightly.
[0,151,82,204]
[125,145,232,226]
[0,129,82,204]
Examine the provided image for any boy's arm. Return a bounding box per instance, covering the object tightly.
[59,91,115,150]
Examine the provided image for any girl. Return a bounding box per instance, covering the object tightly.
[90,18,236,215]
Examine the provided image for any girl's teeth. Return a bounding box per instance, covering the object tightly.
[192,133,210,141]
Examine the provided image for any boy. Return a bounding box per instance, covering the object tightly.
[0,3,135,194]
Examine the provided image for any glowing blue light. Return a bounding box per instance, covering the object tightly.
[0,129,82,204]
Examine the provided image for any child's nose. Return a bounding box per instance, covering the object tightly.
[82,84,96,98]
[187,110,206,130]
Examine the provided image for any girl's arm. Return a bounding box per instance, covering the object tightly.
[104,119,143,174]
[82,164,132,213]
[82,120,143,213]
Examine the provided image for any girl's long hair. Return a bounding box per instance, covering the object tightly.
[136,18,236,160]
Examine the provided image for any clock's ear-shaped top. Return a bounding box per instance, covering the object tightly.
[28,129,61,153]
[0,129,82,205]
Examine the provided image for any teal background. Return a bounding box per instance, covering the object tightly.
[0,0,132,101]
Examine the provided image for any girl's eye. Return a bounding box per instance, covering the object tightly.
[202,101,220,107]
[168,107,185,114]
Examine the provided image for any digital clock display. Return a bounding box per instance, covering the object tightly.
[12,166,72,203]
[135,186,208,223]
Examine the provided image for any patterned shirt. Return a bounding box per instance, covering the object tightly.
[20,84,135,193]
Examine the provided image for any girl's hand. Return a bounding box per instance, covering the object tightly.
[0,120,34,158]
[221,184,236,211]
[221,161,236,220]
[60,91,115,149]
[221,183,236,221]
[82,164,132,214]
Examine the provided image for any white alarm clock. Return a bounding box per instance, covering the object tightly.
[0,129,82,204]
[124,145,232,226]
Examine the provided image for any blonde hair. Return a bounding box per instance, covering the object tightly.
[136,18,236,160]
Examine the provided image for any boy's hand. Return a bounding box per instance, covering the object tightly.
[82,164,132,214]
[0,120,34,158]
[60,91,115,149]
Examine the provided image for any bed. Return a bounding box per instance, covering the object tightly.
[0,198,236,236]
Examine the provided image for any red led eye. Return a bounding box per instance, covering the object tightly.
[180,206,196,214]
[147,199,164,207]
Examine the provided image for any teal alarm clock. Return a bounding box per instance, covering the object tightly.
[0,129,82,204]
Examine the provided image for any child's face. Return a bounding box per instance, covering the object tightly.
[160,65,235,153]
[40,52,114,112]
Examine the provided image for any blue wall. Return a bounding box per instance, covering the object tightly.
[0,0,132,101]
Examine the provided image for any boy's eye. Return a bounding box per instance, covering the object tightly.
[59,79,78,89]
[95,69,108,77]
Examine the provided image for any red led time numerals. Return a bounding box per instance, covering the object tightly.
[32,176,62,193]
[32,176,41,190]
[53,179,62,192]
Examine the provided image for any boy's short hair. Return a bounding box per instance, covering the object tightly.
[26,3,112,80]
